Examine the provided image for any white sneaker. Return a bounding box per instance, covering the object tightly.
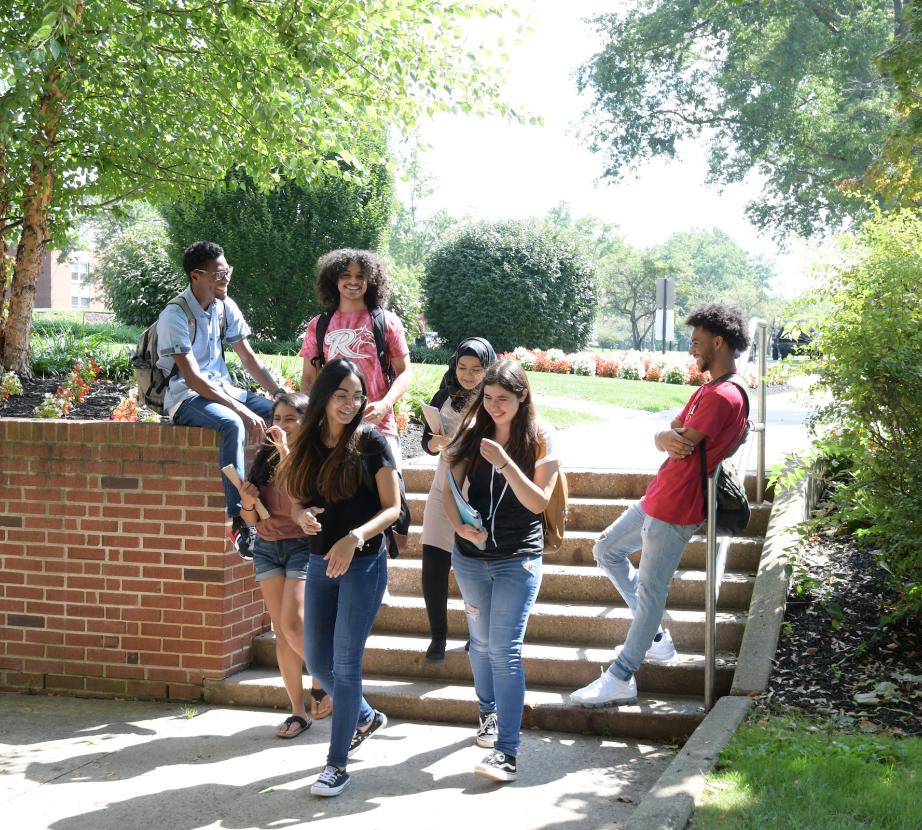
[570,671,637,708]
[645,629,677,662]
[612,629,677,664]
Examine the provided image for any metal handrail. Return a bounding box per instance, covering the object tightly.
[704,317,768,711]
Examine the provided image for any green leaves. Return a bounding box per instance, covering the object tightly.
[577,0,900,239]
[424,220,596,353]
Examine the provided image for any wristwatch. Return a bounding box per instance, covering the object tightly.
[348,529,366,550]
[272,388,285,400]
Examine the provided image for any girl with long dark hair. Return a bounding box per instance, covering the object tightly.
[276,358,400,798]
[420,337,496,661]
[444,359,560,783]
[239,393,330,737]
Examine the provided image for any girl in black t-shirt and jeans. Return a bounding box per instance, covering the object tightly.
[444,359,560,783]
[277,358,400,798]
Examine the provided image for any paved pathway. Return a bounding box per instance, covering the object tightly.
[409,378,820,474]
[1,693,675,830]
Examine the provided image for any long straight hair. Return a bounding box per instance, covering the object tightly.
[247,392,310,487]
[276,359,368,503]
[446,358,538,481]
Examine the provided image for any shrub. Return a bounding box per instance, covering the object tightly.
[388,263,424,336]
[163,157,393,341]
[662,363,688,385]
[97,223,185,328]
[595,358,621,378]
[409,343,453,365]
[804,210,922,618]
[424,220,596,353]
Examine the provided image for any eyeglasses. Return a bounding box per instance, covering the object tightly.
[194,266,234,281]
[332,392,366,407]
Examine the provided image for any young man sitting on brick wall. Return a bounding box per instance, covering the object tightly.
[156,240,286,559]
[570,303,750,708]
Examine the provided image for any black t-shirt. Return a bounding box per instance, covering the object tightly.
[307,427,397,557]
[455,460,544,561]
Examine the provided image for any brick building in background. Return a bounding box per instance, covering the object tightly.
[5,248,107,312]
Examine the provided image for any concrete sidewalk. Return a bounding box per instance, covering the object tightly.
[1,693,676,830]
[532,380,816,472]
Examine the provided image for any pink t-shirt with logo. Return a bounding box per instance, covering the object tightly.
[299,308,409,436]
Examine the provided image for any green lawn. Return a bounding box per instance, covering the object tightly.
[527,370,691,412]
[691,714,922,830]
[27,324,692,418]
[534,405,606,429]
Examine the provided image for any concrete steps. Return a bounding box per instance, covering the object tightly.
[400,527,763,571]
[206,667,706,742]
[406,493,770,536]
[250,632,736,697]
[385,558,755,610]
[214,466,770,743]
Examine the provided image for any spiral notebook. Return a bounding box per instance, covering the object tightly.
[446,469,486,551]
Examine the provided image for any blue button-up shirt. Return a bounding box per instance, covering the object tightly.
[155,287,251,418]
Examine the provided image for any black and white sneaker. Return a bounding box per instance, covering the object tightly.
[229,516,255,561]
[474,750,517,782]
[310,764,350,797]
[348,709,387,756]
[476,712,498,748]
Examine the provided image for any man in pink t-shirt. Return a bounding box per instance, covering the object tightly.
[299,249,411,465]
[571,303,750,709]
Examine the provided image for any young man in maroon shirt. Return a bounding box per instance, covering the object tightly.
[571,303,750,707]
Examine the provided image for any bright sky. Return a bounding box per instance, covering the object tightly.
[404,0,815,297]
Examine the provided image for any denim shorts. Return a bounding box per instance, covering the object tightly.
[252,536,311,581]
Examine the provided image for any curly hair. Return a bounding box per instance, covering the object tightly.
[685,303,750,354]
[182,240,224,277]
[314,249,389,312]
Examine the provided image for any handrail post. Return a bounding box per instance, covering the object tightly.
[704,473,718,711]
[704,316,767,711]
[756,321,767,503]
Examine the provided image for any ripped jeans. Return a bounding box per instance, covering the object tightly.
[451,547,542,758]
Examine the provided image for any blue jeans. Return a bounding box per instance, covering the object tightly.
[173,391,274,517]
[593,502,698,681]
[451,548,542,758]
[304,544,388,769]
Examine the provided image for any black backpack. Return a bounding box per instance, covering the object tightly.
[131,297,226,415]
[698,374,751,535]
[359,426,410,558]
[313,307,396,384]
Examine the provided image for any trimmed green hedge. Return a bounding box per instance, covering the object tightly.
[423,220,596,353]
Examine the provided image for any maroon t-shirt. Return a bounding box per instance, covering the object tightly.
[641,380,748,525]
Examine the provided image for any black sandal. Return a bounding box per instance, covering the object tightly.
[310,686,332,719]
[276,714,311,739]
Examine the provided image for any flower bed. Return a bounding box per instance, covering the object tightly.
[503,347,759,388]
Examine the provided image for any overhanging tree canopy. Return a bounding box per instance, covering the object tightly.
[576,0,900,241]
[0,0,509,374]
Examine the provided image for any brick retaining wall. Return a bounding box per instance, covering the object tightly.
[0,419,267,701]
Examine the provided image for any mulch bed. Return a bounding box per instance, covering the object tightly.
[0,376,126,420]
[763,526,922,736]
[0,376,426,460]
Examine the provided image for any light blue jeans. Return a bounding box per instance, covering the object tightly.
[173,391,274,517]
[593,502,698,682]
[451,548,542,758]
[304,544,388,769]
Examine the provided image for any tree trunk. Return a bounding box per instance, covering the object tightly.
[1,69,63,377]
[0,144,9,358]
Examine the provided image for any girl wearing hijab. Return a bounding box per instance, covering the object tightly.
[420,337,496,662]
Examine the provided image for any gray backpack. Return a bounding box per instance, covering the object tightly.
[131,296,225,415]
